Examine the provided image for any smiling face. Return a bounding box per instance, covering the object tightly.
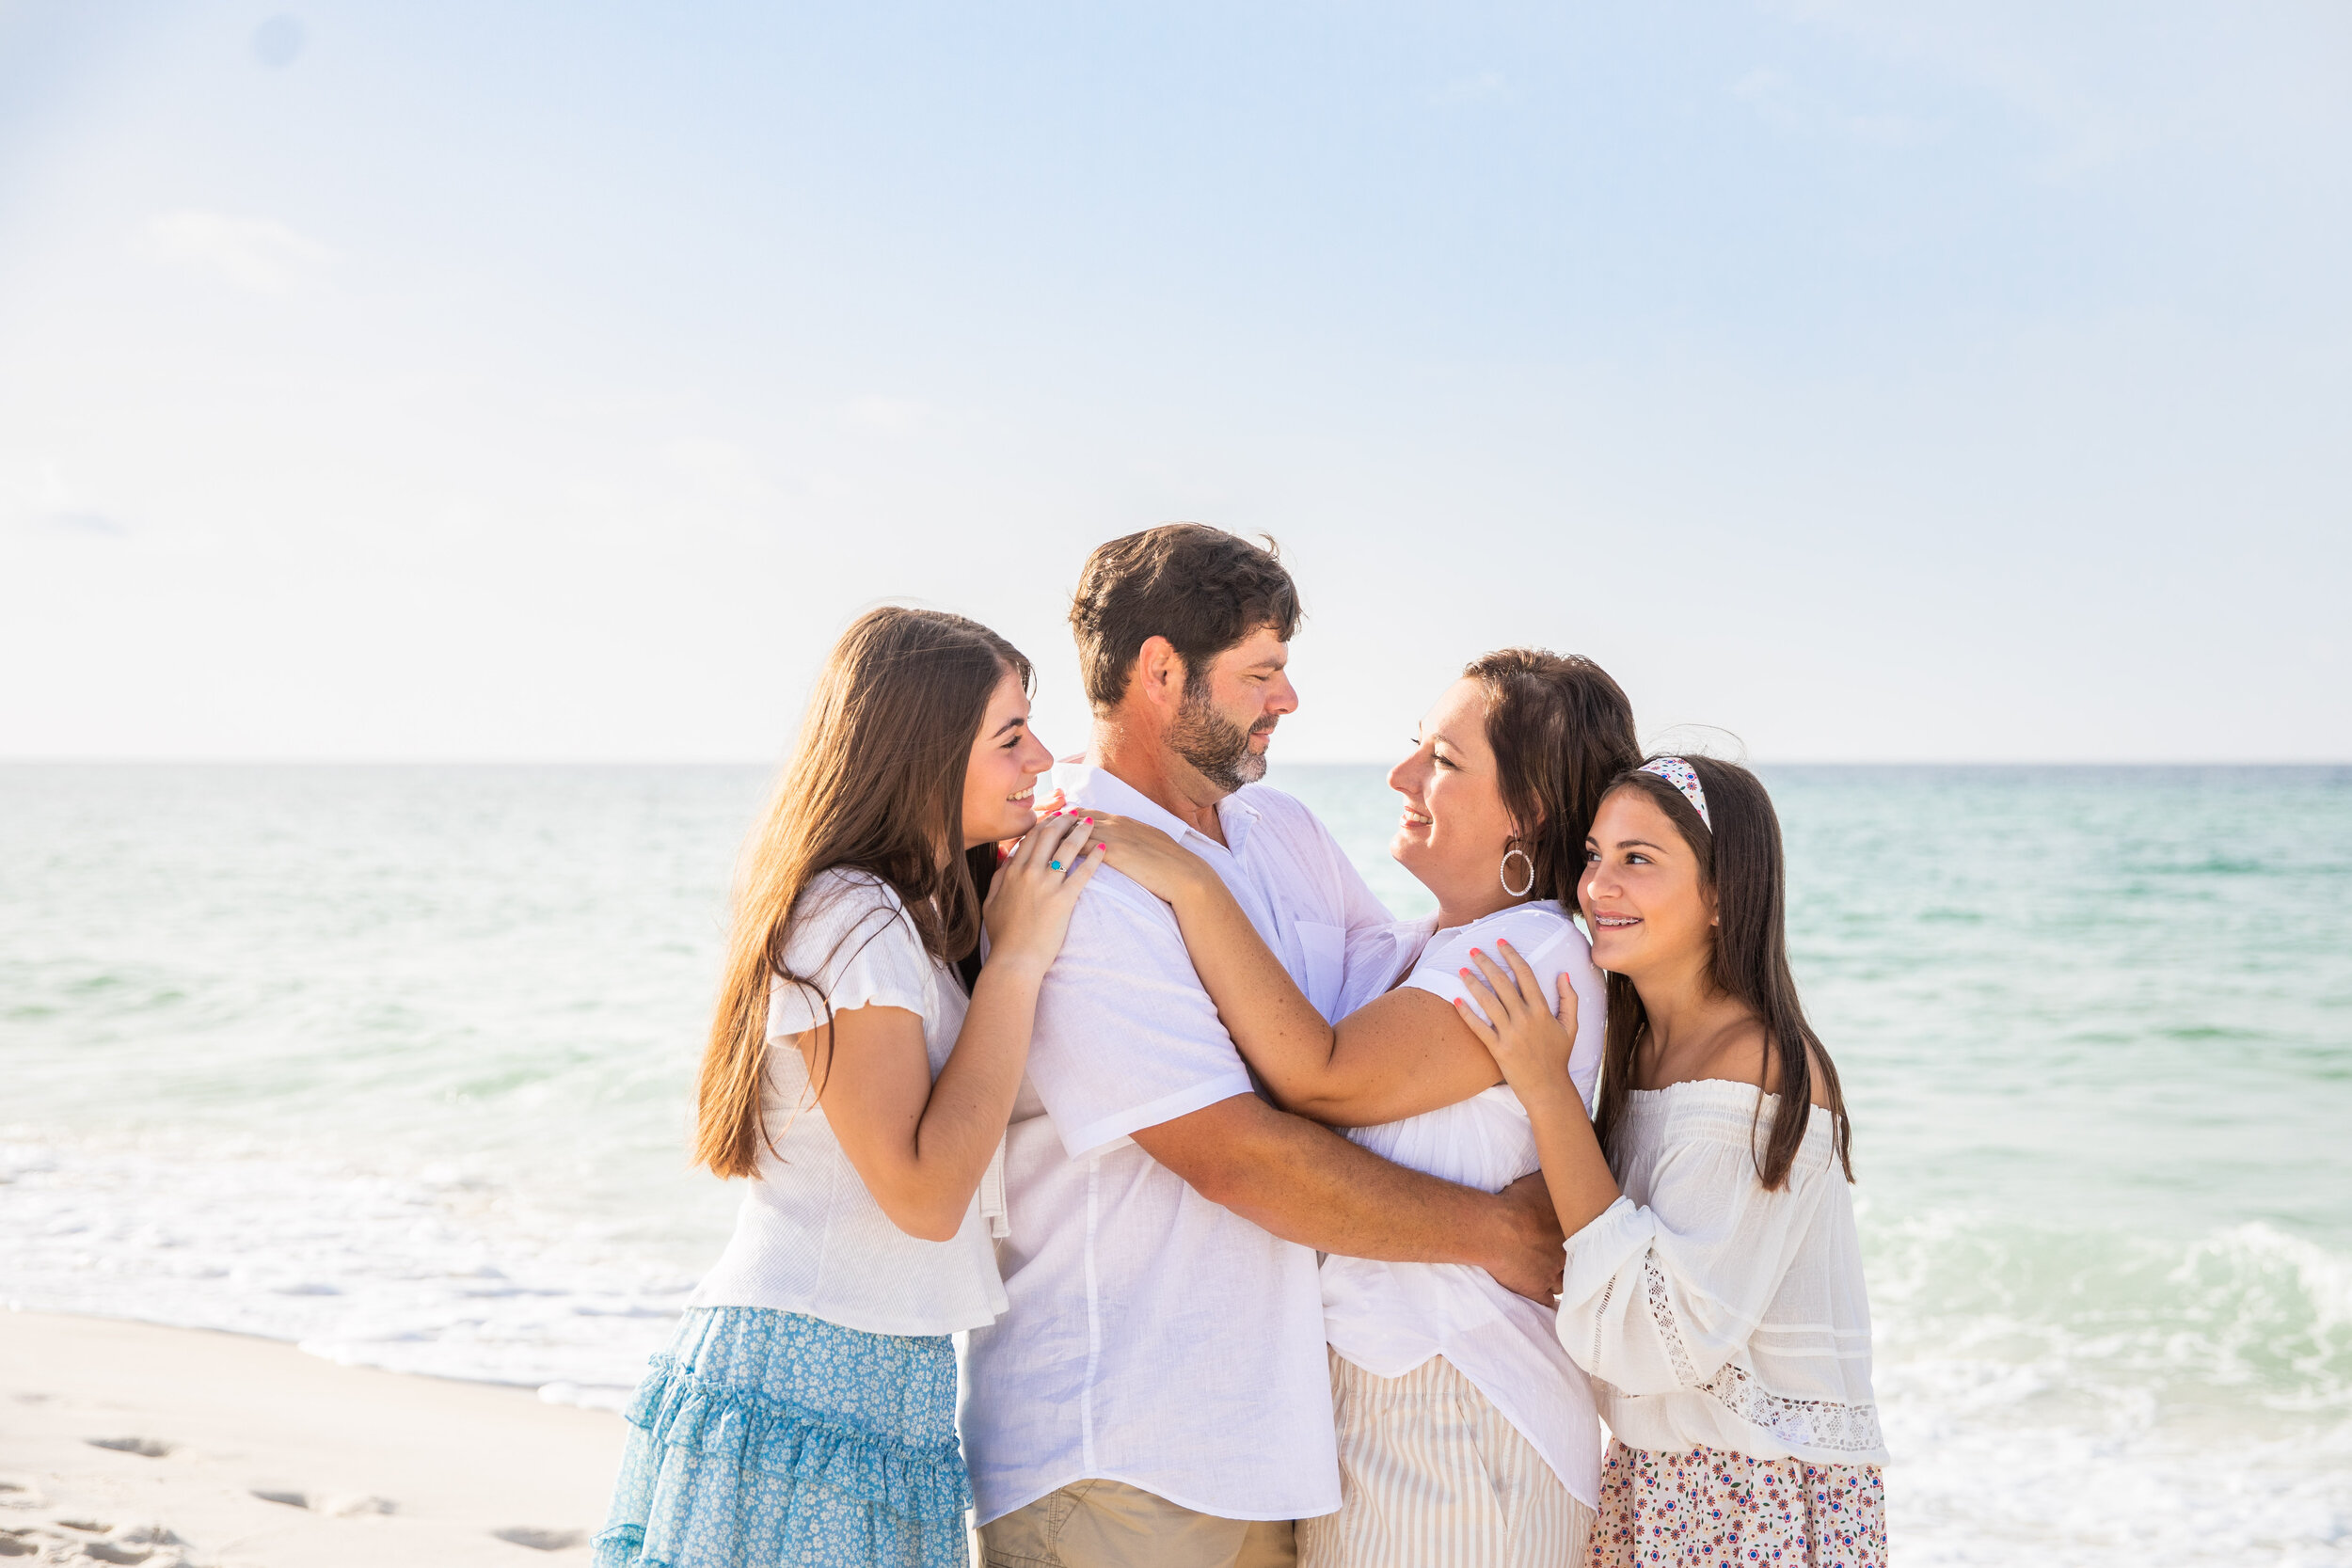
[959,666,1056,848]
[1579,784,1717,980]
[1386,676,1524,918]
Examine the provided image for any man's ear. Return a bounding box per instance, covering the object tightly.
[1134,636,1188,708]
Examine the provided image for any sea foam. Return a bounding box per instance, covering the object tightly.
[1,1132,696,1407]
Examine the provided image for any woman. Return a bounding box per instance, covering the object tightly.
[1454,756,1889,1566]
[1087,647,1638,1567]
[596,607,1105,1568]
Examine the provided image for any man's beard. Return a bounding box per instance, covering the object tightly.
[1168,688,1273,793]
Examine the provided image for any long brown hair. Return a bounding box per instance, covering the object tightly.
[1467,648,1640,900]
[1587,756,1855,1190]
[694,607,1031,1179]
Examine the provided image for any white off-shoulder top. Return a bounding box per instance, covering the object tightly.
[1557,1080,1888,1466]
[690,868,1009,1337]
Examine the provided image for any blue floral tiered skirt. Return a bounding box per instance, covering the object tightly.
[594,1307,971,1568]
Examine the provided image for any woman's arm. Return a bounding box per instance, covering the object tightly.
[1089,815,1502,1126]
[812,813,1103,1241]
[1136,1093,1568,1302]
[1454,942,1621,1238]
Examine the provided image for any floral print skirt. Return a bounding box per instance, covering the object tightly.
[1588,1438,1884,1567]
[595,1307,971,1568]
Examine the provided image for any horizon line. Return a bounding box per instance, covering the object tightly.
[4,756,2349,770]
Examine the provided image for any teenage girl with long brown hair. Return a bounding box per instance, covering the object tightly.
[1454,755,1890,1567]
[595,607,1104,1568]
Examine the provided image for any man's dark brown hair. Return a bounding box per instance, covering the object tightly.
[1069,525,1303,710]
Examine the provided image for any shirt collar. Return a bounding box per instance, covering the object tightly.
[1053,759,1262,855]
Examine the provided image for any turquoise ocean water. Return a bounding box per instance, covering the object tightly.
[3,763,2347,1563]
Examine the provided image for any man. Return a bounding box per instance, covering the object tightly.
[963,526,1565,1568]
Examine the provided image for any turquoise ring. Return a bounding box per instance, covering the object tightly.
[1048,859,1063,870]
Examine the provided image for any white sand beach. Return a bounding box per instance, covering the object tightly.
[1,1312,626,1567]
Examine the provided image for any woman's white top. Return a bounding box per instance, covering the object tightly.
[1320,899,1612,1508]
[1557,1080,1888,1466]
[689,868,1010,1337]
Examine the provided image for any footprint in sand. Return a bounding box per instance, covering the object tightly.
[492,1526,589,1551]
[85,1438,174,1459]
[0,1520,184,1565]
[249,1489,394,1517]
[80,1542,160,1565]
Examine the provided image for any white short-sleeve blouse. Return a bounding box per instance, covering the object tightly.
[688,867,1009,1337]
[1320,899,1613,1508]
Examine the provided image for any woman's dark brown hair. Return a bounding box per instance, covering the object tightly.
[1467,648,1641,901]
[693,607,1030,1179]
[1588,756,1855,1190]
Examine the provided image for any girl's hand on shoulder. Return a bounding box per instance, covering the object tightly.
[998,787,1068,861]
[1083,814,1207,904]
[1454,940,1583,1106]
[982,811,1104,972]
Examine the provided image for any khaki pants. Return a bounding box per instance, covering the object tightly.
[980,1478,1298,1568]
[1296,1351,1595,1568]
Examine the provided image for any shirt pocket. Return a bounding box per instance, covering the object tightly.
[1293,920,1347,1021]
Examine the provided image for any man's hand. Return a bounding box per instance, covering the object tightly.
[1485,1170,1566,1303]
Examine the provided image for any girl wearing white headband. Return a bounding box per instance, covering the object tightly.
[1454,753,1888,1567]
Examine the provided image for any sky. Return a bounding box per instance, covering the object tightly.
[2,2,2346,764]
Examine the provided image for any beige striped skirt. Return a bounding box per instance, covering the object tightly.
[1296,1350,1595,1568]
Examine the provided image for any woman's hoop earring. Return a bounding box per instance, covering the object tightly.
[1500,847,1535,898]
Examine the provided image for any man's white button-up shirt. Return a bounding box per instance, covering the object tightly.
[962,761,1393,1525]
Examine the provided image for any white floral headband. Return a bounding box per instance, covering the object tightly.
[1639,756,1711,831]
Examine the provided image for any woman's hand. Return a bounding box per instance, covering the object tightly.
[1084,814,1213,905]
[981,810,1104,972]
[1454,939,1583,1105]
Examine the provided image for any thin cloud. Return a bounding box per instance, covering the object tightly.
[147,211,335,293]
[1429,71,1511,107]
[843,395,930,435]
[1733,68,1931,147]
[660,436,773,501]
[5,464,131,538]
[43,509,130,537]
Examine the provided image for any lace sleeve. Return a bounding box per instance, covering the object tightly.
[1554,1136,1837,1397]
